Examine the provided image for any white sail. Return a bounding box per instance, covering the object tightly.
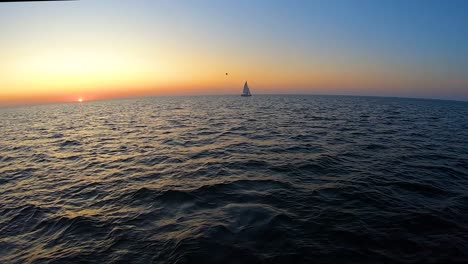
[242,81,252,96]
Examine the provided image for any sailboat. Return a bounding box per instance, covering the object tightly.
[241,81,252,97]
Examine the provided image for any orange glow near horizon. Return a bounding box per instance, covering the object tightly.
[1,24,463,106]
[1,1,467,106]
[2,37,465,106]
[1,24,466,105]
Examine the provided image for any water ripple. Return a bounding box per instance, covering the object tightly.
[1,95,468,263]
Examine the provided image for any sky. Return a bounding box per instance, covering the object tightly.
[1,0,467,105]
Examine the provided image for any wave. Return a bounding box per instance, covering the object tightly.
[1,95,467,263]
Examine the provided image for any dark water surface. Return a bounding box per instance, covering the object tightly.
[1,95,468,263]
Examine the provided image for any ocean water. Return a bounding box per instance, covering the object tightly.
[1,95,467,263]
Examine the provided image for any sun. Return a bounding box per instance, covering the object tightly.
[78,98,83,103]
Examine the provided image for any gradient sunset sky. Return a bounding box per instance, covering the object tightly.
[1,0,467,105]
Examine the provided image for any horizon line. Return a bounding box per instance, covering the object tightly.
[1,93,466,109]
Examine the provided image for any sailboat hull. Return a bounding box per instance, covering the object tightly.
[241,94,252,97]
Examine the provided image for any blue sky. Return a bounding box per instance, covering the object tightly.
[1,0,467,102]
